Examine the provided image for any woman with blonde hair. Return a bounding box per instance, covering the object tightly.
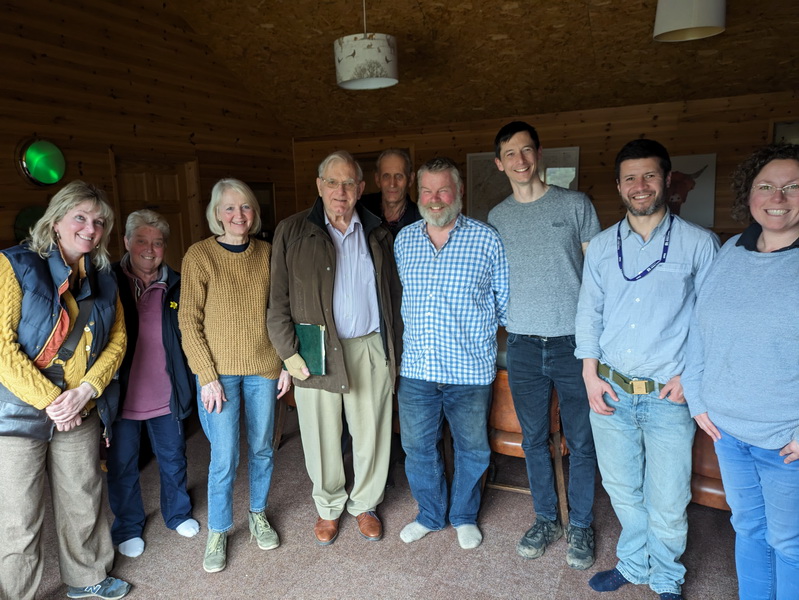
[0,180,130,600]
[180,178,290,573]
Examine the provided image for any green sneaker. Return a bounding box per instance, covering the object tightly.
[249,511,280,550]
[203,531,227,573]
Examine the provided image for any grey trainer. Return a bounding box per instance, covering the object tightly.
[566,524,595,569]
[203,531,227,573]
[517,517,563,559]
[249,511,280,550]
[66,577,131,599]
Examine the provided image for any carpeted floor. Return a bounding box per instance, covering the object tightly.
[36,409,737,599]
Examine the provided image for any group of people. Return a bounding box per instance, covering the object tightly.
[0,124,795,600]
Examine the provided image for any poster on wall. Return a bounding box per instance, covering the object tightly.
[667,154,716,229]
[467,147,580,223]
[773,121,799,144]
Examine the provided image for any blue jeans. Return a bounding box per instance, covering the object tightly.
[398,376,491,529]
[197,375,277,533]
[589,374,695,595]
[107,414,193,545]
[714,428,799,600]
[506,333,596,527]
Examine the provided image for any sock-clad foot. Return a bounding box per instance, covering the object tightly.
[455,524,483,549]
[117,537,144,558]
[203,531,227,573]
[588,568,630,592]
[517,517,563,559]
[400,521,433,543]
[176,518,200,538]
[566,524,595,569]
[66,576,131,599]
[249,511,280,550]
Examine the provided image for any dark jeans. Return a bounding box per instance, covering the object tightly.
[106,414,193,545]
[505,333,596,528]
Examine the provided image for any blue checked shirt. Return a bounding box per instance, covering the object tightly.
[394,214,509,386]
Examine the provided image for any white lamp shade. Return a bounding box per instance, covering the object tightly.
[334,33,398,90]
[653,0,725,42]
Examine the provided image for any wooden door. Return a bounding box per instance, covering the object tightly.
[109,151,203,270]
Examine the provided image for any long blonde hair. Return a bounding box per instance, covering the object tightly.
[27,180,115,271]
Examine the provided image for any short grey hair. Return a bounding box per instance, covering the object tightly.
[376,148,413,177]
[417,157,463,201]
[125,209,170,242]
[206,178,262,236]
[27,180,115,271]
[317,151,363,181]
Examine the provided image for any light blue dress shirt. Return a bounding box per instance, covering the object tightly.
[574,211,718,383]
[394,214,509,386]
[325,211,380,340]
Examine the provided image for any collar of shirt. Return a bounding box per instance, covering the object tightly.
[325,209,362,238]
[736,222,799,252]
[417,212,468,245]
[619,209,672,243]
[121,254,168,299]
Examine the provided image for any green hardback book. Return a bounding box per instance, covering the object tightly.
[294,323,326,376]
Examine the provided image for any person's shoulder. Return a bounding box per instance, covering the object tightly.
[487,194,516,219]
[395,220,422,244]
[673,216,720,247]
[461,215,503,243]
[274,209,315,237]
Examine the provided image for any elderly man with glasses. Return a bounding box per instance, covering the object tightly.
[268,150,402,546]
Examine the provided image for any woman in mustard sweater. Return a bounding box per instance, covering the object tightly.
[179,178,290,574]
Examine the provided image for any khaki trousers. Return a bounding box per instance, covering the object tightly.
[294,332,392,520]
[0,412,114,600]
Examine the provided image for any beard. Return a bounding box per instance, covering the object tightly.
[622,188,666,217]
[420,196,463,228]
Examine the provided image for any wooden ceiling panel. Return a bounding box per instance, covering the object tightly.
[34,0,799,138]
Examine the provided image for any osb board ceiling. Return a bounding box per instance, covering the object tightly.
[165,0,799,138]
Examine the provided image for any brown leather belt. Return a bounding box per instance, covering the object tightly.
[598,363,664,395]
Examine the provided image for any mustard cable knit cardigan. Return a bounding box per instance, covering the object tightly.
[179,236,282,386]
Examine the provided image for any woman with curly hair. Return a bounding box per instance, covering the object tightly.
[683,143,799,600]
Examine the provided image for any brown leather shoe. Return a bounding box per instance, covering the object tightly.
[314,517,340,546]
[356,511,383,541]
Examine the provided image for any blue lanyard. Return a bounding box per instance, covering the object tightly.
[616,214,674,282]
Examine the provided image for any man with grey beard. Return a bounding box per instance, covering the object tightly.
[393,157,509,550]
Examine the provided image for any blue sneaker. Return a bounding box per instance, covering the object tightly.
[66,577,131,599]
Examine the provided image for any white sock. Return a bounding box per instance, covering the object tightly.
[176,518,200,538]
[400,521,433,543]
[118,537,145,557]
[455,524,483,549]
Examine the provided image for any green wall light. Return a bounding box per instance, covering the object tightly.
[19,139,66,185]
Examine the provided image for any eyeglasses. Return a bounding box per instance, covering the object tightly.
[320,178,359,191]
[752,183,799,198]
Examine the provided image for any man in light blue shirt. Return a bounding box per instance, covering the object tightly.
[395,157,509,550]
[574,139,718,600]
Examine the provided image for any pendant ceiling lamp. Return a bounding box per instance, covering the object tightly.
[653,0,726,42]
[334,0,398,90]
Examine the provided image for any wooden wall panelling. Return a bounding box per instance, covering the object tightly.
[292,91,798,233]
[1,0,294,249]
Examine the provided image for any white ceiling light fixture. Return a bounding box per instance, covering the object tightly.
[653,0,726,42]
[334,0,398,90]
